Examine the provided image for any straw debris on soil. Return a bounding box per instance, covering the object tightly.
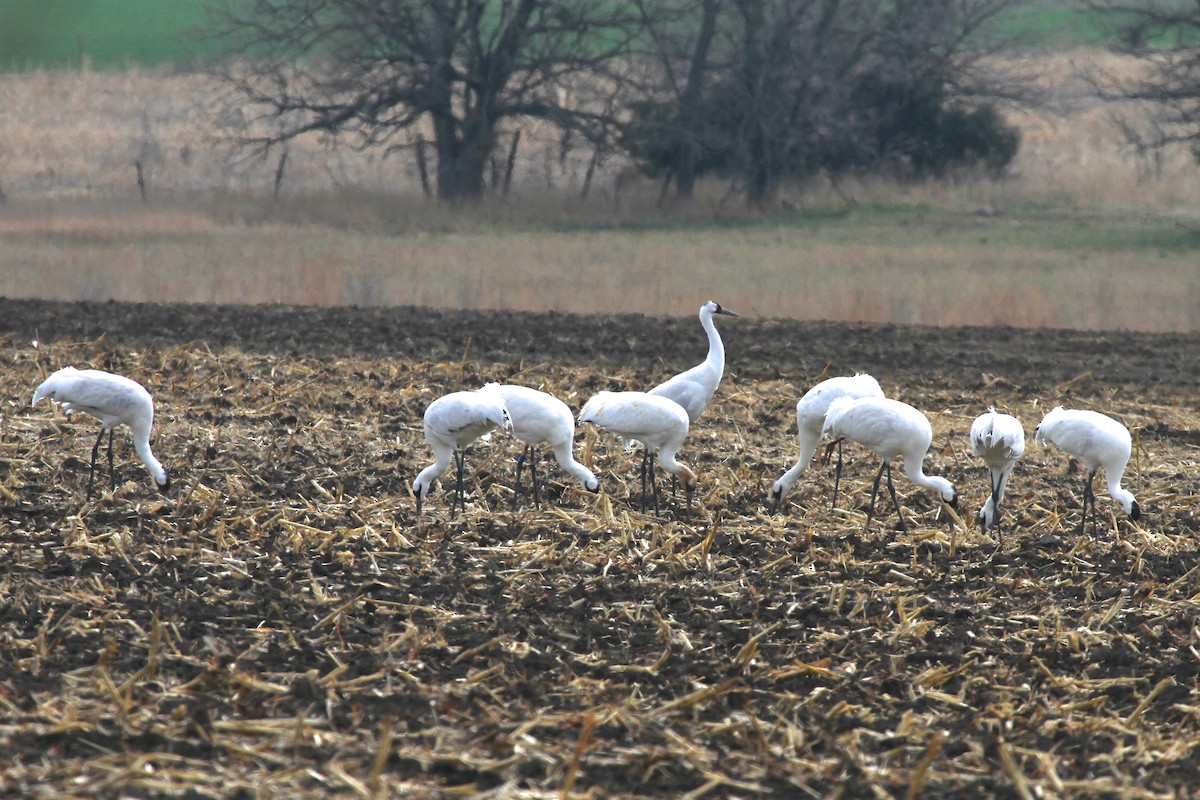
[2,298,1200,798]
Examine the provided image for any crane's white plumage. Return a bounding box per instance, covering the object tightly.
[578,391,695,513]
[1034,406,1140,529]
[970,408,1025,533]
[32,366,170,497]
[822,396,956,532]
[483,383,599,503]
[770,373,884,511]
[413,388,512,513]
[648,300,739,423]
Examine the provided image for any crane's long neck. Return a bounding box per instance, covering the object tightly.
[131,420,168,485]
[900,456,954,501]
[415,441,456,493]
[701,309,725,371]
[773,460,805,501]
[990,465,1012,506]
[551,442,598,489]
[1103,463,1136,511]
[655,446,694,487]
[774,427,822,499]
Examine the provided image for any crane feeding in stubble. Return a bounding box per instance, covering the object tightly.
[413,388,512,514]
[578,391,694,516]
[770,373,885,513]
[822,396,957,533]
[969,408,1025,543]
[32,367,171,499]
[483,383,599,507]
[1034,406,1141,534]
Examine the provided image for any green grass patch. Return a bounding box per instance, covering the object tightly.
[989,5,1117,48]
[511,200,1200,257]
[0,0,215,70]
[989,2,1200,49]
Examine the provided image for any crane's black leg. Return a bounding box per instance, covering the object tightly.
[514,450,526,507]
[865,459,887,531]
[882,461,907,534]
[649,453,661,517]
[452,449,466,515]
[831,438,846,509]
[87,427,105,499]
[992,471,1005,548]
[1083,470,1098,535]
[108,429,116,491]
[1089,472,1099,534]
[529,447,540,507]
[639,450,649,511]
[977,468,992,532]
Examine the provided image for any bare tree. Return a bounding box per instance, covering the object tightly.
[725,0,876,205]
[624,0,1031,206]
[207,0,644,203]
[626,0,725,199]
[1083,1,1200,161]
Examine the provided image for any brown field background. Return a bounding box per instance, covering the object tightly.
[1,50,1199,330]
[3,298,1200,797]
[6,45,1200,800]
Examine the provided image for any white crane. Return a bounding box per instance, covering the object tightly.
[770,373,885,512]
[578,391,695,515]
[821,396,957,533]
[482,383,599,506]
[32,366,171,499]
[649,300,738,495]
[1034,406,1141,533]
[412,388,512,514]
[969,408,1025,541]
[649,300,739,423]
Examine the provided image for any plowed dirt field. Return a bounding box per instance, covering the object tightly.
[2,298,1199,798]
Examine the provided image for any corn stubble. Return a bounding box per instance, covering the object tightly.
[1,301,1199,798]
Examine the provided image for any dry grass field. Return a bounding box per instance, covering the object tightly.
[1,51,1200,330]
[3,298,1200,797]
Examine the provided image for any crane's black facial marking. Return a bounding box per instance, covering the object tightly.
[157,476,172,494]
[1130,500,1142,520]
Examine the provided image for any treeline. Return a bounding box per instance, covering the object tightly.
[205,0,1197,205]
